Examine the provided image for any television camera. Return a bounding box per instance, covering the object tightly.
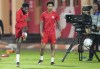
[62,5,100,62]
[65,6,93,33]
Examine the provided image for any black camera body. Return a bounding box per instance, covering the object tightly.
[65,14,92,33]
[65,14,92,25]
[65,6,92,33]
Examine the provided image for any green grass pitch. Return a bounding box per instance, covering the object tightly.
[0,49,100,69]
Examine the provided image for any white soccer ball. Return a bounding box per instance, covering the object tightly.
[83,38,93,47]
[22,32,27,37]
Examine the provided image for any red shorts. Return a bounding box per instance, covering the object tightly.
[15,26,28,39]
[15,27,22,39]
[41,32,56,44]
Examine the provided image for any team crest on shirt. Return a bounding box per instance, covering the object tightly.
[52,16,55,19]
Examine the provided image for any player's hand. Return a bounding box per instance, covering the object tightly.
[59,31,61,37]
[25,17,30,22]
[40,32,44,37]
[59,28,62,36]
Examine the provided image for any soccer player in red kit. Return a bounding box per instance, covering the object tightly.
[15,3,30,67]
[38,2,61,65]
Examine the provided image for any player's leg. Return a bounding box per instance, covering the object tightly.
[50,44,55,65]
[38,33,48,64]
[87,38,96,61]
[96,35,100,52]
[15,28,22,67]
[50,34,56,65]
[16,38,22,67]
[21,26,28,41]
[38,43,46,64]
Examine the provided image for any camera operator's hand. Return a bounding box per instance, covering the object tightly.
[85,27,91,34]
[97,27,100,31]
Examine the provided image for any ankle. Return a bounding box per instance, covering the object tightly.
[51,57,54,62]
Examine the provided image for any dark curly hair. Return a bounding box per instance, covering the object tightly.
[97,3,100,11]
[46,2,54,6]
[22,2,29,8]
[93,3,100,11]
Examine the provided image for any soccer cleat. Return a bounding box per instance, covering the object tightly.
[51,62,55,65]
[38,60,43,64]
[16,62,20,67]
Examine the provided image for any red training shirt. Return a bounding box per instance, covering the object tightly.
[16,8,29,29]
[40,11,60,34]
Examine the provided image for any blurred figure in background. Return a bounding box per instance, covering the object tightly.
[0,20,4,39]
[87,3,100,61]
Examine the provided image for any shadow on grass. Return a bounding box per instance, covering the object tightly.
[82,60,100,63]
[54,64,78,67]
[22,68,42,69]
[21,64,78,69]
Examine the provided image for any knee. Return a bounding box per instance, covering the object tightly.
[41,43,46,50]
[51,44,55,50]
[40,47,45,52]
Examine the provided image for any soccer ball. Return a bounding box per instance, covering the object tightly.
[22,32,27,38]
[83,38,93,47]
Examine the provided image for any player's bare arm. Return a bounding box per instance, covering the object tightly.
[57,21,61,31]
[40,20,44,37]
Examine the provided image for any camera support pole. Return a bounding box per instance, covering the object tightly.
[85,46,100,62]
[94,51,100,62]
[78,36,83,61]
[62,43,74,62]
[62,34,83,62]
